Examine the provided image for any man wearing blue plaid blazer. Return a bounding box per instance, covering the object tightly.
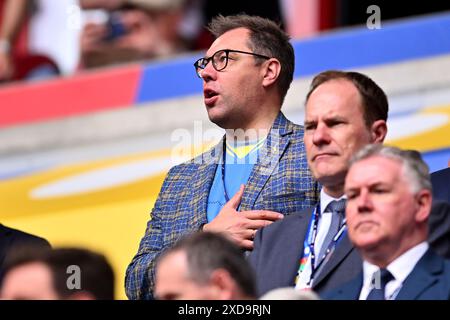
[125,14,319,300]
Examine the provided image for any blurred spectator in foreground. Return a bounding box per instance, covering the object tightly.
[260,287,320,300]
[203,0,284,28]
[155,232,256,300]
[0,224,50,281]
[0,0,60,83]
[191,0,285,50]
[0,247,115,300]
[79,0,189,69]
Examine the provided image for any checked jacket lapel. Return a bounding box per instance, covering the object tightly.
[240,112,293,211]
[187,141,222,229]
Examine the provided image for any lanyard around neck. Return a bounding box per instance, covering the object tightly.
[297,202,347,287]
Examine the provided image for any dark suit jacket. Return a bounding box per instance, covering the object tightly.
[248,207,362,296]
[428,201,450,259]
[249,203,450,297]
[323,249,450,300]
[431,168,450,203]
[0,224,50,280]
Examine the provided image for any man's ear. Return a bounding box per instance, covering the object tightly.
[370,120,387,143]
[262,58,281,88]
[208,269,236,300]
[414,189,432,224]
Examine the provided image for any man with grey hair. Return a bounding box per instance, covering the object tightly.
[154,232,256,300]
[324,144,450,300]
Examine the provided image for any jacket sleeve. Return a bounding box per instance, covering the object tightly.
[247,226,264,295]
[124,167,176,300]
[428,200,450,259]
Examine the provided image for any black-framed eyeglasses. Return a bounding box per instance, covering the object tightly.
[193,49,271,78]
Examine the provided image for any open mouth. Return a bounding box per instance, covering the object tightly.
[204,89,218,98]
[204,89,219,106]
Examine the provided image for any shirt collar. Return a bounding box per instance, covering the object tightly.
[362,241,429,287]
[320,189,346,215]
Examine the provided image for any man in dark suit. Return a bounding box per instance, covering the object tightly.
[324,145,450,300]
[431,167,450,202]
[0,224,50,280]
[429,167,450,259]
[249,70,450,297]
[428,200,450,258]
[249,70,388,296]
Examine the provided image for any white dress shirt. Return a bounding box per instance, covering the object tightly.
[359,242,429,300]
[295,189,346,289]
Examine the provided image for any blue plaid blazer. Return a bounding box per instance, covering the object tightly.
[125,112,319,299]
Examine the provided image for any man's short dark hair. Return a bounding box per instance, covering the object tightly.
[159,231,257,298]
[2,247,115,300]
[208,14,295,105]
[306,70,389,127]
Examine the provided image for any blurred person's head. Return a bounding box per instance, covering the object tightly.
[259,287,320,300]
[80,0,187,68]
[126,0,185,10]
[155,232,256,300]
[345,144,432,268]
[0,247,115,300]
[81,0,185,11]
[125,0,187,53]
[80,0,127,10]
[303,70,388,197]
[195,14,294,130]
